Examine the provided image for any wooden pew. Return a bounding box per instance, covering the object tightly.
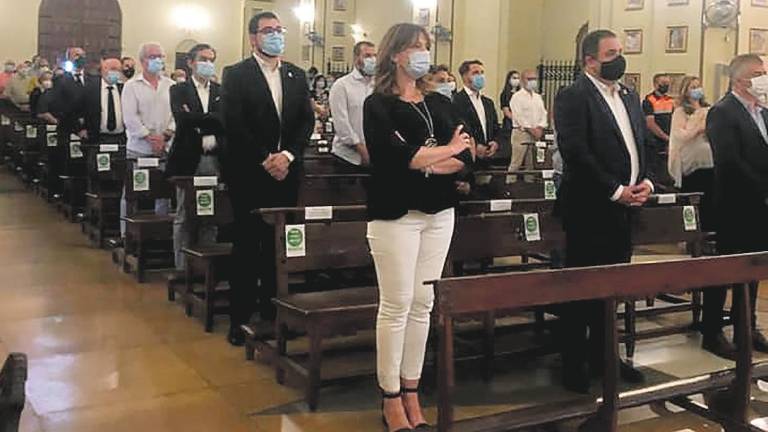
[37,124,63,202]
[80,140,126,247]
[471,170,558,201]
[168,176,235,332]
[10,117,44,186]
[120,158,175,282]
[522,140,556,171]
[57,132,88,222]
[432,253,768,432]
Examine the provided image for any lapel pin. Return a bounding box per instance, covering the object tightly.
[288,71,294,78]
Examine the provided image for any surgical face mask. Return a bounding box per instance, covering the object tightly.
[689,88,705,101]
[176,77,187,84]
[598,55,626,82]
[196,61,216,79]
[146,58,164,75]
[509,77,520,88]
[404,50,431,80]
[41,80,53,90]
[261,32,286,57]
[748,74,768,98]
[471,74,486,91]
[435,81,456,99]
[123,67,135,79]
[4,64,14,73]
[526,80,538,92]
[105,70,121,85]
[361,57,376,76]
[19,67,30,77]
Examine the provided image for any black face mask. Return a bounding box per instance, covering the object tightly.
[657,84,670,94]
[123,67,135,79]
[598,55,626,82]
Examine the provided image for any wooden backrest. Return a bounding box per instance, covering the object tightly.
[632,193,704,248]
[298,174,368,206]
[472,170,557,200]
[171,176,234,227]
[82,141,127,182]
[123,158,174,200]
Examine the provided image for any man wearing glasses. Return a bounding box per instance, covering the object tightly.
[222,12,314,346]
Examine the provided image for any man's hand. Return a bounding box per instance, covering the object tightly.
[263,153,291,181]
[486,141,499,158]
[476,143,488,159]
[77,129,88,140]
[455,181,471,195]
[356,143,370,166]
[531,127,545,141]
[147,134,166,155]
[630,182,652,205]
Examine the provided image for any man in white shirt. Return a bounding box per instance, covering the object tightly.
[329,41,376,168]
[508,69,548,172]
[120,42,176,234]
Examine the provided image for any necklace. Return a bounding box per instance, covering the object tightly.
[408,101,438,147]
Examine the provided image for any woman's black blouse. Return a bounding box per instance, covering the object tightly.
[363,92,472,220]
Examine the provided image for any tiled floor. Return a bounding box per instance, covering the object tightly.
[1,169,767,431]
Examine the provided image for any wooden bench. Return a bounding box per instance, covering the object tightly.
[432,253,768,432]
[120,159,175,282]
[36,124,63,202]
[57,132,88,222]
[168,176,235,332]
[471,170,558,201]
[81,140,126,247]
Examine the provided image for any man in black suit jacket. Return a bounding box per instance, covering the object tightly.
[222,11,314,345]
[168,43,224,273]
[452,60,499,162]
[703,54,768,359]
[50,47,91,139]
[83,58,125,142]
[554,30,653,394]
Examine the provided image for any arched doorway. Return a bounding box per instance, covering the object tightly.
[38,0,122,66]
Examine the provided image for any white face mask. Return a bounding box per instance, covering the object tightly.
[510,77,520,88]
[749,74,768,100]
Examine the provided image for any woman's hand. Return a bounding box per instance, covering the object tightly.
[448,125,471,155]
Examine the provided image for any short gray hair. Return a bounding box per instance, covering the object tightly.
[729,54,763,81]
[138,42,164,61]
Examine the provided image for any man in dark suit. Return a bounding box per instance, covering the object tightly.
[83,57,125,143]
[452,60,499,162]
[554,30,653,394]
[703,54,768,359]
[51,47,91,140]
[168,43,224,273]
[222,11,314,346]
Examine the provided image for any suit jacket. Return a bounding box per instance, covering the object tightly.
[221,57,314,212]
[50,72,92,134]
[83,78,124,142]
[452,90,501,146]
[707,92,768,254]
[166,79,224,178]
[554,73,651,234]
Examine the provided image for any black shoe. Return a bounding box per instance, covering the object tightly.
[619,360,645,383]
[227,327,245,347]
[754,332,768,353]
[401,387,430,430]
[381,389,413,432]
[562,362,590,394]
[702,332,737,360]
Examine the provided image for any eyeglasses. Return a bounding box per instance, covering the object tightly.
[147,54,165,60]
[257,26,287,35]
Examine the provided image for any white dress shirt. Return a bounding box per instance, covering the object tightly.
[121,74,176,156]
[585,73,651,201]
[464,88,487,139]
[192,76,217,152]
[509,88,548,129]
[253,53,294,162]
[100,78,124,134]
[329,68,373,165]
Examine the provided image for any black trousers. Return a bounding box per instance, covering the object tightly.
[702,282,759,337]
[557,221,632,374]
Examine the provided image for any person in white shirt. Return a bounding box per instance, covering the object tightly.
[508,69,548,172]
[120,42,175,235]
[668,76,713,194]
[329,41,376,168]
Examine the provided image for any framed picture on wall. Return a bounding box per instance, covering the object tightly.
[753,0,768,7]
[416,8,431,27]
[668,73,686,96]
[667,0,689,5]
[332,46,345,62]
[624,29,643,54]
[750,29,768,55]
[333,0,348,11]
[666,26,689,53]
[626,0,644,10]
[332,21,346,37]
[623,73,641,92]
[302,45,311,62]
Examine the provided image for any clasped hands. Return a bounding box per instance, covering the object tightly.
[617,182,652,207]
[263,153,291,181]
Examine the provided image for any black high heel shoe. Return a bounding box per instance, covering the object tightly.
[381,389,413,432]
[401,387,430,430]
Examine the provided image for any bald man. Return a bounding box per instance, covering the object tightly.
[84,58,126,143]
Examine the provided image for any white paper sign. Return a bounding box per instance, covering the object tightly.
[657,194,677,205]
[46,124,56,132]
[544,180,557,200]
[305,206,333,220]
[285,224,306,258]
[536,148,546,163]
[318,146,330,154]
[69,134,80,141]
[26,125,37,139]
[535,141,547,148]
[0,116,9,126]
[310,133,322,141]
[523,213,541,242]
[46,133,57,147]
[13,122,22,132]
[545,134,555,141]
[137,157,160,168]
[683,206,698,231]
[133,169,150,191]
[69,142,83,159]
[99,144,119,152]
[542,170,555,179]
[490,199,512,212]
[324,121,334,133]
[193,176,218,187]
[96,153,111,172]
[196,189,215,216]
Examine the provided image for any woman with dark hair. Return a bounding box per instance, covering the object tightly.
[668,76,714,228]
[310,73,330,119]
[364,23,474,432]
[499,69,521,133]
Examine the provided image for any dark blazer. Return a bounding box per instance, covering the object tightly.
[166,79,224,178]
[50,72,91,134]
[554,73,651,234]
[707,92,768,254]
[83,78,124,141]
[452,89,501,146]
[221,57,313,212]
